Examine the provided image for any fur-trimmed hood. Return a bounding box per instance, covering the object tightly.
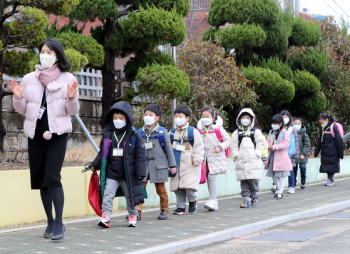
[197,116,224,130]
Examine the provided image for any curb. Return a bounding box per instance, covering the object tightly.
[129,199,350,254]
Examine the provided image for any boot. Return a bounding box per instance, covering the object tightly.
[158,209,169,220]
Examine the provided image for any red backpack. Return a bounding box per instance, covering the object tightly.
[197,127,230,157]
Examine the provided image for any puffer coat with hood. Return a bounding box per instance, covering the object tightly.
[230,108,266,181]
[92,102,147,207]
[197,116,231,174]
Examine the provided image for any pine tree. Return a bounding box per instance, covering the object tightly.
[203,0,325,129]
[69,1,190,125]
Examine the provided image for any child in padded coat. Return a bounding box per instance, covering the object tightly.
[136,104,177,220]
[91,101,146,228]
[231,108,266,208]
[197,106,231,211]
[170,105,204,215]
[265,114,293,200]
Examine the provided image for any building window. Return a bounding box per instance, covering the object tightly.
[190,0,210,11]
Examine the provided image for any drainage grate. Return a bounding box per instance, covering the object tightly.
[325,213,350,218]
[244,231,328,242]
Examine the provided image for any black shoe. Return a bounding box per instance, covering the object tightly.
[173,207,186,215]
[189,201,197,214]
[44,232,53,238]
[51,226,66,241]
[301,180,306,189]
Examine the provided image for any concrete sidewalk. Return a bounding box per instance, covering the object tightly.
[1,178,350,254]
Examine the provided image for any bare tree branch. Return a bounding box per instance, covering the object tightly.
[3,27,12,49]
[1,3,19,25]
[116,77,129,83]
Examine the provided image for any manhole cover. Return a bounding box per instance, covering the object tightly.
[325,213,350,218]
[245,231,328,242]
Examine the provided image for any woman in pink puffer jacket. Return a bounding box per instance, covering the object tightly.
[10,39,79,241]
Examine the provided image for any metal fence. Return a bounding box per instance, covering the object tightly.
[189,0,210,11]
[74,68,103,97]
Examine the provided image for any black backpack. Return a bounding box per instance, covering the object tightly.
[238,127,256,148]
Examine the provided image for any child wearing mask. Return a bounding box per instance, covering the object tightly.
[265,114,292,199]
[91,102,146,228]
[170,105,204,214]
[315,113,344,186]
[293,117,311,189]
[231,108,266,208]
[197,106,231,211]
[270,110,298,194]
[136,104,177,220]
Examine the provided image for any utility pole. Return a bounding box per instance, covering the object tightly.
[171,46,177,129]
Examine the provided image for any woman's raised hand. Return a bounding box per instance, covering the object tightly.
[10,79,24,98]
[67,81,79,99]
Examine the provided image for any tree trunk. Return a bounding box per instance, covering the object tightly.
[101,18,116,128]
[225,103,241,133]
[272,104,281,115]
[0,2,7,152]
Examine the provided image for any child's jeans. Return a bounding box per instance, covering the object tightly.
[293,163,307,185]
[241,179,260,198]
[102,178,138,218]
[175,189,196,208]
[288,170,295,188]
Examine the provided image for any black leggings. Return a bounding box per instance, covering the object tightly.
[327,173,335,180]
[40,186,64,235]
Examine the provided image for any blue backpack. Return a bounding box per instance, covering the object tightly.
[137,126,166,154]
[269,130,296,156]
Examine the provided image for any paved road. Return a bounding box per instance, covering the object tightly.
[177,209,350,254]
[0,178,349,253]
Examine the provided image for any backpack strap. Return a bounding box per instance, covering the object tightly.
[138,128,145,139]
[301,132,304,143]
[238,127,256,148]
[131,127,136,148]
[215,128,223,142]
[187,126,195,147]
[158,126,166,153]
[170,128,176,144]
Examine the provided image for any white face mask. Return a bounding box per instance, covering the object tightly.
[321,123,327,128]
[283,118,289,125]
[113,119,126,129]
[241,119,252,126]
[271,125,280,131]
[175,117,186,127]
[40,54,57,69]
[144,116,155,126]
[293,125,301,132]
[201,118,213,126]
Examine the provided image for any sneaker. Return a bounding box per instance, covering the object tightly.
[128,215,137,227]
[98,214,110,228]
[189,201,197,214]
[301,180,306,189]
[158,210,169,220]
[251,193,259,206]
[271,185,277,194]
[325,179,334,186]
[240,197,251,208]
[276,193,283,200]
[173,207,186,215]
[126,211,141,221]
[287,187,295,194]
[273,189,279,198]
[203,199,219,211]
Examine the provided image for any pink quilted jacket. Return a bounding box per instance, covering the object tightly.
[266,130,292,172]
[13,71,80,139]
